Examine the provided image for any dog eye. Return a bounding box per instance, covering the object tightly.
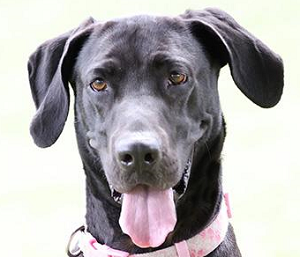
[168,72,187,86]
[90,79,108,92]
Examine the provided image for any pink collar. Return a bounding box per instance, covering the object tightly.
[67,194,232,257]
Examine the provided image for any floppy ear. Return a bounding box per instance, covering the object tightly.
[28,17,96,148]
[182,8,284,108]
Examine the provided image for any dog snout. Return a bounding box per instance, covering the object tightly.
[115,134,161,172]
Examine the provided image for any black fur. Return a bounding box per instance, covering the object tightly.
[28,8,283,256]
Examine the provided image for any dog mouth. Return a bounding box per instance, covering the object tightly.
[109,157,192,205]
[108,157,192,248]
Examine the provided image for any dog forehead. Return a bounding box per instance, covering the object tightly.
[80,15,200,66]
[98,15,186,46]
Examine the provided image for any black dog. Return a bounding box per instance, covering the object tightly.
[28,8,283,257]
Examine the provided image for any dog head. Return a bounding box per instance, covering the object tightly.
[28,8,283,248]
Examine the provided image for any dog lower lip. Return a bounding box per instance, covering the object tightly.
[109,158,192,204]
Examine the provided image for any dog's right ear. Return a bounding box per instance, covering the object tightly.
[28,18,96,148]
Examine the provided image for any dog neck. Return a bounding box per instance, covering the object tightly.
[83,128,226,254]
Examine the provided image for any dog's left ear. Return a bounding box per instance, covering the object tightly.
[28,18,96,148]
[182,8,284,108]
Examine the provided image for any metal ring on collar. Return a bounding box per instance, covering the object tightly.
[67,225,85,257]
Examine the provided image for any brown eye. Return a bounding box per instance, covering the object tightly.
[168,72,187,85]
[90,79,108,91]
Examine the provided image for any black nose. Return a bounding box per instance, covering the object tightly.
[115,135,160,171]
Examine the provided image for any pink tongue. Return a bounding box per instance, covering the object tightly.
[119,185,177,248]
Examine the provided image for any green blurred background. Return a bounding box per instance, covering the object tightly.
[0,0,299,256]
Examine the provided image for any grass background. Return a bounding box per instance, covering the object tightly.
[0,0,299,256]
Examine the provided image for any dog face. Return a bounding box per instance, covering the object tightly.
[72,16,222,194]
[28,8,283,249]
